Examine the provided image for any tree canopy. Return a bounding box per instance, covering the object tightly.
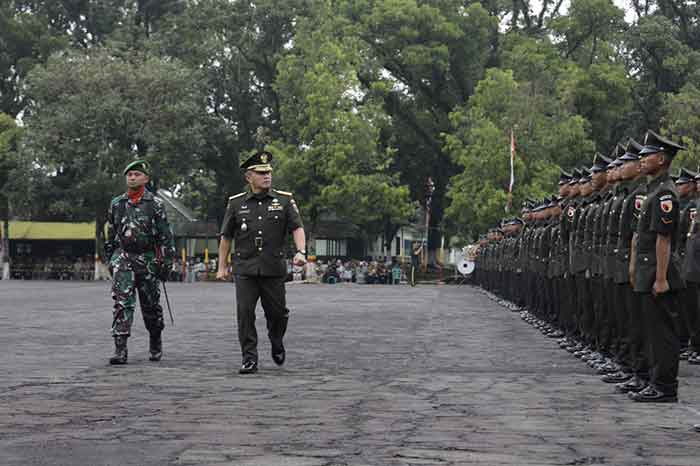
[2,0,700,250]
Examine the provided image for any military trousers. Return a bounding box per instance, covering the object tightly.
[682,282,700,353]
[575,273,592,343]
[677,282,698,351]
[625,286,648,379]
[563,275,578,337]
[235,274,290,363]
[111,264,164,337]
[612,283,631,370]
[640,291,680,395]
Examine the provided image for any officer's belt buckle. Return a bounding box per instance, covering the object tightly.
[254,237,263,248]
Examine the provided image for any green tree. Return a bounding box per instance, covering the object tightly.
[272,2,412,253]
[338,0,499,256]
[661,82,700,169]
[22,47,208,261]
[153,0,309,222]
[445,68,594,237]
[0,112,23,278]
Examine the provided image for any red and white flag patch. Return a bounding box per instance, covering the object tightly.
[660,199,673,213]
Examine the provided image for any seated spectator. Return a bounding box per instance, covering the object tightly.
[356,261,367,284]
[194,258,207,281]
[391,262,401,285]
[342,262,353,283]
[323,263,340,284]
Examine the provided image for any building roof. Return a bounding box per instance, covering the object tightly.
[1,221,95,240]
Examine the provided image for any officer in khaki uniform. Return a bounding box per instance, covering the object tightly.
[217,151,307,374]
[629,130,686,402]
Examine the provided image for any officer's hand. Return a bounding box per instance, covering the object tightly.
[652,279,670,296]
[216,268,230,281]
[629,265,635,289]
[293,252,307,266]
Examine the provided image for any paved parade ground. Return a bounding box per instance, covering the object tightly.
[1,281,699,466]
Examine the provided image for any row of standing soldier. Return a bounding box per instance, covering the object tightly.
[474,129,698,403]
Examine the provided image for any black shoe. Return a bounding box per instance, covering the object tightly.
[272,347,285,366]
[629,385,677,403]
[109,335,128,365]
[688,352,700,365]
[694,424,700,433]
[602,371,632,383]
[239,360,258,374]
[596,362,619,375]
[149,333,162,361]
[615,377,646,394]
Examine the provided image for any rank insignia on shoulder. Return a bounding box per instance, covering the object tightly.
[660,199,673,213]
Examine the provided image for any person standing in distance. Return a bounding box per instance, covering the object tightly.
[105,160,175,365]
[216,151,307,374]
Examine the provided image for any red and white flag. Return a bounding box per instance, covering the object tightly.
[509,128,516,194]
[506,128,516,212]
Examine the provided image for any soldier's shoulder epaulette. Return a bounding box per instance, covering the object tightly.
[273,189,293,196]
[228,192,246,201]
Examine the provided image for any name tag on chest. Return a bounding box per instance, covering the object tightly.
[268,205,283,211]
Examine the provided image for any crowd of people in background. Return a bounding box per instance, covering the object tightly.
[310,258,405,285]
[5,254,415,284]
[8,256,94,280]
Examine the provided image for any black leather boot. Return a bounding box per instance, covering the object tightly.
[109,336,128,365]
[149,332,162,361]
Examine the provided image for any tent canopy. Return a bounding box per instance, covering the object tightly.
[1,221,96,240]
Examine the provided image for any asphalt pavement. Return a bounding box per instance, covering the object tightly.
[1,280,698,465]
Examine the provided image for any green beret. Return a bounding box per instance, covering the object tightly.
[123,160,150,176]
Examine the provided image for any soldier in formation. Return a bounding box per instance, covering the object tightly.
[474,130,700,403]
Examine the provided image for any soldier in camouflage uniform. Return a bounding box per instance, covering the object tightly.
[105,160,176,365]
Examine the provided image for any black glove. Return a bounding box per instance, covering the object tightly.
[157,262,171,282]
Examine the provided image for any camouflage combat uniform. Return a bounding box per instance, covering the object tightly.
[105,189,175,337]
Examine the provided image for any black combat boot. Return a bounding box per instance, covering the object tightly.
[109,335,128,365]
[149,332,162,361]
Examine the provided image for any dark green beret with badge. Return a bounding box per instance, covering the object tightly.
[240,151,273,172]
[123,159,150,176]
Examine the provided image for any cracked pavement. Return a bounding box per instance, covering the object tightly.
[1,281,699,465]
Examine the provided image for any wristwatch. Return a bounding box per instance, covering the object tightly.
[297,250,307,256]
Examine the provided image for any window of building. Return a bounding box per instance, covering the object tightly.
[314,239,347,257]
